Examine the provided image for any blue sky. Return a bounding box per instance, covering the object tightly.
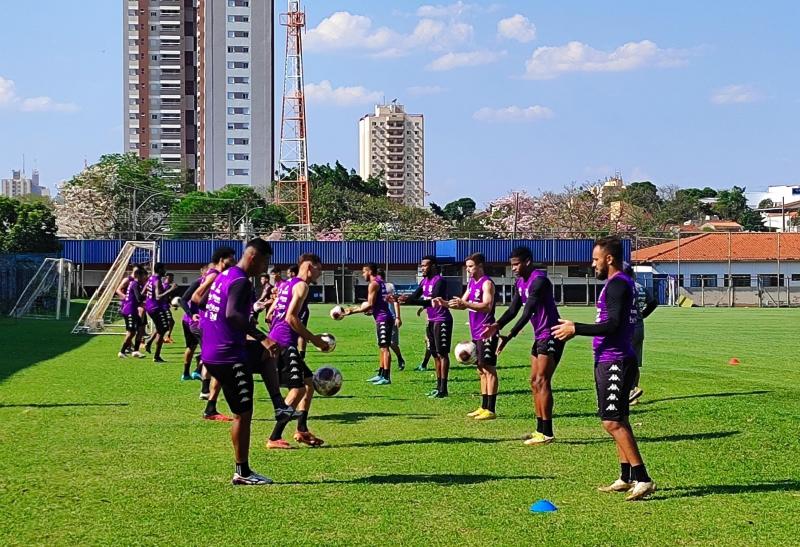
[1,1,798,207]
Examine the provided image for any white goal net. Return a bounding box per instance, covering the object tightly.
[9,258,75,320]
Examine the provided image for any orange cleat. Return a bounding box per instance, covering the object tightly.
[293,431,324,447]
[203,412,233,422]
[266,439,293,449]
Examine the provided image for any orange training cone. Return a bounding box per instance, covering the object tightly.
[728,358,740,366]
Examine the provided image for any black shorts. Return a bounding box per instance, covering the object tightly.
[475,336,498,367]
[376,319,393,349]
[594,358,637,422]
[122,312,140,333]
[182,321,200,349]
[204,362,254,415]
[147,309,170,335]
[531,336,564,366]
[427,320,453,358]
[277,345,313,389]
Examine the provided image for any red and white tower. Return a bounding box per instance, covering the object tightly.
[276,0,312,228]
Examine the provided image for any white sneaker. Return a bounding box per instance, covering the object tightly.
[118,352,129,359]
[597,479,633,493]
[232,471,273,486]
[131,351,145,359]
[199,392,210,400]
[625,480,656,501]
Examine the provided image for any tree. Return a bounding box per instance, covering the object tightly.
[0,197,59,253]
[429,197,477,222]
[620,181,662,213]
[758,199,775,209]
[713,186,764,231]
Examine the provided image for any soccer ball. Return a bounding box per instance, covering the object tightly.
[170,296,181,309]
[313,366,343,397]
[454,341,477,365]
[329,305,345,320]
[319,333,336,352]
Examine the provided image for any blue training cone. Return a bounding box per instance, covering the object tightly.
[530,499,558,513]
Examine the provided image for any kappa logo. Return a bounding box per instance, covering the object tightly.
[235,371,245,378]
[290,374,301,380]
[240,397,251,403]
[239,388,249,395]
[607,384,620,391]
[609,365,621,372]
[605,404,618,411]
[238,380,247,387]
[609,374,621,382]
[290,360,299,366]
[607,394,618,401]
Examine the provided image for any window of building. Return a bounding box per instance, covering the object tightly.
[227,15,249,23]
[723,274,752,287]
[227,169,249,176]
[227,107,250,115]
[792,274,800,282]
[151,144,159,149]
[227,92,250,100]
[227,138,249,145]
[228,0,249,6]
[227,153,250,161]
[689,274,718,288]
[227,61,249,69]
[227,76,249,84]
[227,122,250,130]
[757,274,785,287]
[227,46,250,53]
[227,30,249,38]
[150,54,158,61]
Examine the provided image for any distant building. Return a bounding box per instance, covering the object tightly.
[359,103,424,207]
[1,169,47,198]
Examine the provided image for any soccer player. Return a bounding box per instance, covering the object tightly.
[200,238,276,485]
[143,263,173,363]
[286,265,309,359]
[380,269,405,371]
[179,266,207,381]
[551,236,656,501]
[623,264,658,405]
[116,265,147,359]
[483,246,563,444]
[162,272,178,343]
[252,272,274,322]
[192,246,237,419]
[266,253,331,449]
[397,256,453,398]
[341,263,394,385]
[447,253,498,420]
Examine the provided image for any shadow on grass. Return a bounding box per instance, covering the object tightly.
[287,473,550,486]
[655,480,800,500]
[642,390,771,405]
[0,303,92,384]
[330,436,514,449]
[0,402,129,409]
[560,430,739,445]
[502,387,591,397]
[311,411,434,424]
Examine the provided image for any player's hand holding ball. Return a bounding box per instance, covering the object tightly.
[318,333,336,353]
[329,305,345,320]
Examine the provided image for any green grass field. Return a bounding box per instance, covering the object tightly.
[1,305,798,546]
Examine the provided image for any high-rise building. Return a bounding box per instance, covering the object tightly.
[359,103,424,207]
[196,0,274,191]
[1,169,48,198]
[123,0,197,182]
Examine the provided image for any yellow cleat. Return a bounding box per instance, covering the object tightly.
[473,409,496,421]
[466,407,485,418]
[523,432,554,445]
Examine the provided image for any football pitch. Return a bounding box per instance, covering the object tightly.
[0,306,798,546]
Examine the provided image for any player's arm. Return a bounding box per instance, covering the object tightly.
[393,300,402,325]
[115,276,130,300]
[286,282,328,350]
[552,277,630,340]
[398,285,425,306]
[462,280,495,313]
[483,285,522,338]
[641,288,658,319]
[506,277,549,339]
[446,286,471,310]
[181,279,201,318]
[153,276,166,300]
[191,271,218,305]
[344,280,378,317]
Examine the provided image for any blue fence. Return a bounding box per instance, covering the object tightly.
[59,238,629,267]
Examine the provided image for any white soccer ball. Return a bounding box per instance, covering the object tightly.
[171,296,181,309]
[454,341,477,365]
[313,366,343,397]
[329,305,345,320]
[319,333,336,353]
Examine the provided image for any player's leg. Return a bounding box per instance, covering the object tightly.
[374,321,392,385]
[630,323,645,404]
[165,312,175,343]
[119,314,137,357]
[416,327,432,371]
[181,321,198,379]
[246,341,297,421]
[152,310,169,362]
[368,322,387,382]
[434,320,453,398]
[469,363,486,416]
[294,369,324,447]
[474,336,499,419]
[203,371,231,421]
[391,323,405,370]
[425,322,441,396]
[268,346,307,448]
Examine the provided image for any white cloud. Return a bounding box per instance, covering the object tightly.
[427,50,504,71]
[305,80,382,107]
[473,105,554,123]
[416,2,474,18]
[497,14,536,43]
[523,40,688,80]
[305,12,472,57]
[710,84,764,105]
[407,85,446,96]
[0,75,78,113]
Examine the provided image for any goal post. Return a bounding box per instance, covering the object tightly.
[9,258,75,320]
[71,241,157,335]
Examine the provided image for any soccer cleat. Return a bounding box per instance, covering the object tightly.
[414,364,428,372]
[164,337,175,344]
[523,432,554,446]
[598,479,634,493]
[294,431,325,447]
[118,352,129,359]
[434,391,448,399]
[153,356,166,363]
[180,373,192,381]
[266,439,293,450]
[473,409,496,421]
[466,407,484,418]
[199,391,210,400]
[629,387,644,403]
[131,351,145,359]
[232,471,273,486]
[373,377,391,385]
[427,389,440,398]
[397,360,406,371]
[625,481,656,501]
[190,371,202,380]
[366,374,383,383]
[203,412,233,422]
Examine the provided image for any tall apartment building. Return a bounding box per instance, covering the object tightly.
[1,169,48,198]
[196,0,274,191]
[124,0,197,182]
[359,103,424,207]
